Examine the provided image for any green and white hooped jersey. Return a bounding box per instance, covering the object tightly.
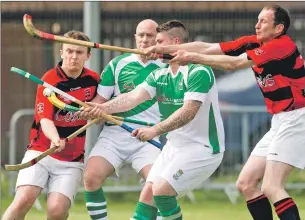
[140,64,225,154]
[98,53,165,131]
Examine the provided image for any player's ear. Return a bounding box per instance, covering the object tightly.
[60,49,64,59]
[86,52,91,61]
[276,23,284,34]
[174,37,181,45]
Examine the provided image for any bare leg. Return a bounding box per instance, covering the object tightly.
[138,164,154,206]
[236,156,266,200]
[261,160,293,202]
[47,192,71,220]
[2,185,41,220]
[262,160,300,220]
[237,155,273,220]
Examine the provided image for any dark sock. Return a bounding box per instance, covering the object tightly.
[246,194,273,220]
[274,197,300,220]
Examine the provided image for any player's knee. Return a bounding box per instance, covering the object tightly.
[139,183,154,204]
[261,182,278,198]
[47,203,69,220]
[152,180,176,196]
[12,195,37,214]
[83,169,104,190]
[236,177,256,194]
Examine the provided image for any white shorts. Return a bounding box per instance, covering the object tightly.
[146,140,223,197]
[251,107,305,169]
[16,150,83,203]
[89,130,161,175]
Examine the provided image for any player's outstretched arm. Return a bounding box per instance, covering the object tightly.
[145,42,223,56]
[91,94,109,104]
[80,87,151,118]
[171,51,254,70]
[78,94,109,120]
[154,100,202,135]
[104,87,151,114]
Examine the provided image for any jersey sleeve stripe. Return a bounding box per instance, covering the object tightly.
[184,92,207,103]
[138,82,156,99]
[97,85,114,100]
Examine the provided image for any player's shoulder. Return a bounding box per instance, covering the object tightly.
[270,35,296,50]
[187,63,213,74]
[155,63,169,72]
[110,53,134,64]
[259,35,296,58]
[239,35,258,42]
[152,64,170,78]
[41,67,61,85]
[83,67,100,83]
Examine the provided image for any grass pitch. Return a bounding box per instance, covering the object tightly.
[2,191,305,220]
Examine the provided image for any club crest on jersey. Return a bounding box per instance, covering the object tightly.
[173,169,184,180]
[254,48,263,55]
[37,103,44,113]
[84,88,91,100]
[256,74,275,87]
[123,82,135,90]
[157,94,167,102]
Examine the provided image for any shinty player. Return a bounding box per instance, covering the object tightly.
[81,20,225,220]
[145,5,304,220]
[3,31,99,220]
[80,19,165,220]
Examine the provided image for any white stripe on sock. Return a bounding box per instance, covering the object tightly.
[88,209,107,216]
[86,201,107,207]
[162,211,182,220]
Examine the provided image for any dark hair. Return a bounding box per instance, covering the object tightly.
[264,5,290,34]
[156,20,189,43]
[60,30,91,54]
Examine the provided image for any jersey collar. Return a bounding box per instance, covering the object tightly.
[132,53,160,67]
[56,61,86,80]
[167,65,188,79]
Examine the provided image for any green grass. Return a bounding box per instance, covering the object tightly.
[2,170,305,219]
[2,191,305,220]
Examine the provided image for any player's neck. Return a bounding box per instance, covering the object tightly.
[61,66,83,79]
[170,63,180,75]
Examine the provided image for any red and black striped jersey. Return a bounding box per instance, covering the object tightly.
[220,35,305,114]
[28,61,100,162]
